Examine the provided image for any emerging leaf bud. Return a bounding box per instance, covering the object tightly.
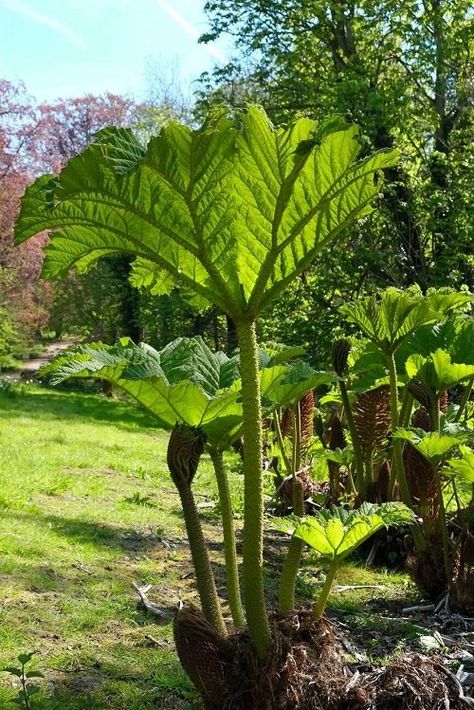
[280,391,315,444]
[327,410,346,451]
[403,442,437,505]
[167,423,206,488]
[173,605,234,706]
[440,390,449,414]
[412,407,433,432]
[408,378,435,411]
[331,338,351,377]
[299,390,315,444]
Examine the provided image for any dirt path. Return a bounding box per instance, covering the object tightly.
[2,340,76,381]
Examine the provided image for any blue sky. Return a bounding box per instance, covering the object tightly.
[0,0,230,102]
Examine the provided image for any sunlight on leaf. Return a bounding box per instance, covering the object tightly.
[277,502,413,562]
[393,429,460,462]
[447,445,474,483]
[16,107,398,319]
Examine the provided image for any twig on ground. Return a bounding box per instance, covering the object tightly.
[379,616,411,622]
[132,582,172,619]
[435,592,450,614]
[72,563,94,575]
[335,584,388,592]
[144,633,170,648]
[402,603,436,614]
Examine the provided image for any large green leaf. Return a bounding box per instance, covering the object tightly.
[322,447,355,468]
[447,445,474,483]
[259,361,333,408]
[41,337,324,446]
[349,340,389,392]
[405,349,474,395]
[154,337,240,394]
[405,353,429,380]
[288,502,413,561]
[40,338,243,445]
[341,286,471,354]
[393,428,461,462]
[258,345,306,368]
[16,107,398,318]
[398,314,474,366]
[450,317,474,366]
[292,519,336,557]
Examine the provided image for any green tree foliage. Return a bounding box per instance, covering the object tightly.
[48,256,140,341]
[200,0,474,360]
[0,267,23,368]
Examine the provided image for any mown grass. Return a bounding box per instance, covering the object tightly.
[0,384,221,708]
[0,383,417,708]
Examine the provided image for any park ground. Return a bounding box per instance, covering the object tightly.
[0,381,471,708]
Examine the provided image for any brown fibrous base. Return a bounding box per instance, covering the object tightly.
[344,652,472,709]
[175,607,473,709]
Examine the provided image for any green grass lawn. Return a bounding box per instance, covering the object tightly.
[0,383,418,709]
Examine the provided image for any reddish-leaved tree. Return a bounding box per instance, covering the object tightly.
[0,82,149,346]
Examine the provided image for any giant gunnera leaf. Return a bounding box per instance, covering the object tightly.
[18,106,400,658]
[393,429,461,463]
[40,337,243,446]
[447,445,474,483]
[273,502,413,619]
[274,502,414,562]
[16,107,398,319]
[41,337,327,448]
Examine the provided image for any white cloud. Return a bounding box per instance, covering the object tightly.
[154,0,226,63]
[3,0,86,50]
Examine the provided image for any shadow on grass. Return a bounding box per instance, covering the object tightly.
[3,508,167,553]
[0,385,160,432]
[46,671,198,710]
[1,655,197,710]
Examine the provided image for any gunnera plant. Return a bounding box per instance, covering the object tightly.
[16,106,399,706]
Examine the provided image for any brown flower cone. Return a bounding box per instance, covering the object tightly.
[280,391,315,445]
[375,460,391,502]
[403,442,437,505]
[324,411,346,501]
[352,386,391,462]
[411,407,433,432]
[279,470,316,509]
[280,406,293,439]
[440,390,449,414]
[408,378,434,412]
[299,390,315,444]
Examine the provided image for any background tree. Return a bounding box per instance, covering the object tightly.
[0,79,47,357]
[31,94,148,343]
[31,88,225,348]
[0,77,230,356]
[0,82,200,352]
[200,0,474,363]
